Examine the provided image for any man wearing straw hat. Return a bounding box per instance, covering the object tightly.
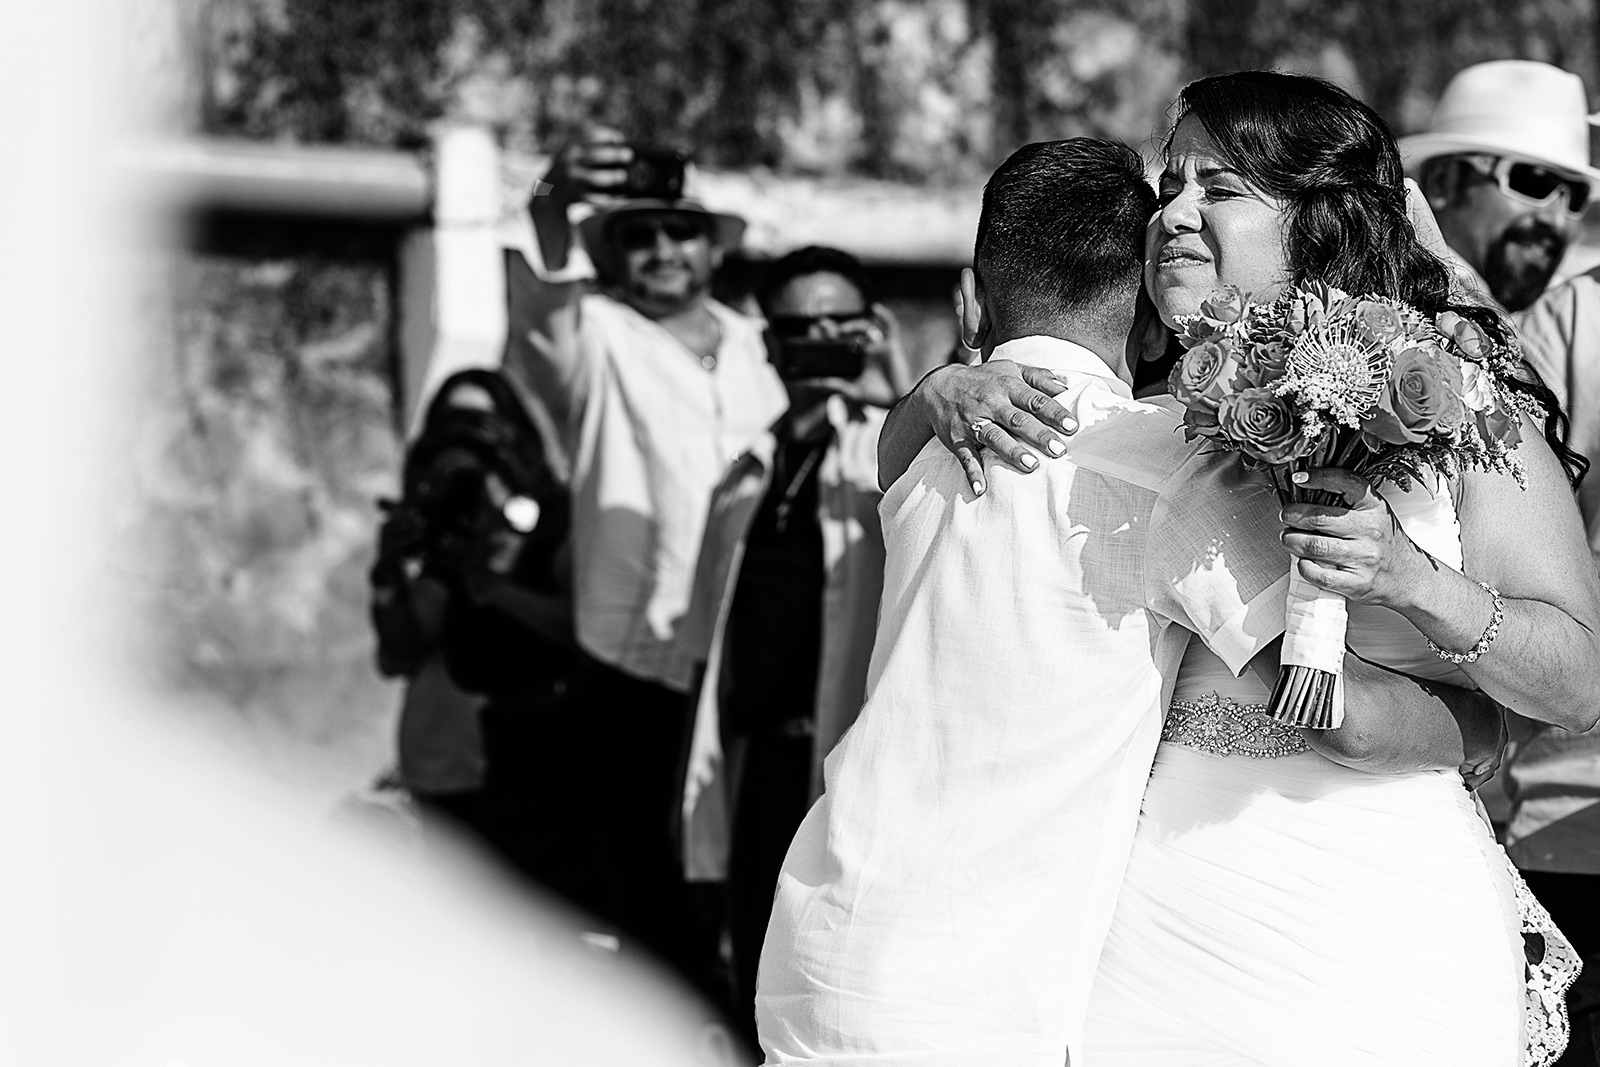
[1405,59,1600,1067]
[1401,59,1600,313]
[501,130,787,994]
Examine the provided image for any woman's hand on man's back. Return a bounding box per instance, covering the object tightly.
[877,361,1079,494]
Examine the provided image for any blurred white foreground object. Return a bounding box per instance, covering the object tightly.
[0,4,729,1064]
[5,693,727,1067]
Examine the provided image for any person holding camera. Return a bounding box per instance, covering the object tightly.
[677,245,907,1041]
[504,130,788,990]
[369,369,576,869]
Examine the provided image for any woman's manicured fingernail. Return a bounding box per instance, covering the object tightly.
[1019,453,1038,470]
[1291,471,1309,484]
[1047,439,1066,456]
[972,479,985,495]
[1060,418,1078,434]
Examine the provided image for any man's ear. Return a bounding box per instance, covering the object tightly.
[958,267,988,351]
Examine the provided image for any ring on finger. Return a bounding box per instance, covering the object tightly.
[969,418,993,445]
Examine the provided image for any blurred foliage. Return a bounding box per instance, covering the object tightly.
[189,0,1600,180]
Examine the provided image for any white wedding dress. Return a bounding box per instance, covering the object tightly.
[1082,638,1578,1066]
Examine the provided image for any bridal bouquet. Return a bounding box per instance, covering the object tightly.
[1169,283,1537,728]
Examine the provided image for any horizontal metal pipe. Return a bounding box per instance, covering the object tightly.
[117,139,431,222]
[121,137,983,264]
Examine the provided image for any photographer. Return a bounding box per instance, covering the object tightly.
[679,246,905,1042]
[370,369,576,868]
[504,129,787,991]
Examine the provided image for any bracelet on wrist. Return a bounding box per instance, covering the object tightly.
[1426,581,1504,665]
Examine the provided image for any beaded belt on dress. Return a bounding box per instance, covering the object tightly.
[1162,692,1310,759]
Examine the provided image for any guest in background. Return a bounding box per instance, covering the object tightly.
[505,130,787,991]
[679,246,906,1042]
[368,369,576,875]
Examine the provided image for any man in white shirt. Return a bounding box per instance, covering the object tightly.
[504,132,787,990]
[754,139,1277,1066]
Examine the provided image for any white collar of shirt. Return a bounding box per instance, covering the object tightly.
[987,335,1131,397]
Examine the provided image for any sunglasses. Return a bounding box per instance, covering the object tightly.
[611,214,706,251]
[1464,155,1593,215]
[767,312,874,338]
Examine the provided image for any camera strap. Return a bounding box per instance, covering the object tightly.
[773,442,827,535]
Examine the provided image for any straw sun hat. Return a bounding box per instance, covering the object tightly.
[1399,59,1600,192]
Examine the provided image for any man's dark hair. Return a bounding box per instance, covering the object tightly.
[974,138,1155,335]
[759,245,874,309]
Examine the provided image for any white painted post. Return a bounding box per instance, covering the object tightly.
[397,125,508,434]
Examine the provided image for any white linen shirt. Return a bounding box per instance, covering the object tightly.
[563,294,788,692]
[755,336,1281,1067]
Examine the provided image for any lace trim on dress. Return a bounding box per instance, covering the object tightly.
[1162,693,1310,759]
[1512,859,1582,1067]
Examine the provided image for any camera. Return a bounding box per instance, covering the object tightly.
[772,338,868,381]
[616,145,689,200]
[380,407,548,574]
[767,316,882,381]
[408,461,493,561]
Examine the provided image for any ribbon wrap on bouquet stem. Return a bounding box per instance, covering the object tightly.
[1264,433,1351,729]
[1275,566,1348,726]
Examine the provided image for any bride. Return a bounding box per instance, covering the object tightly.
[886,70,1600,1064]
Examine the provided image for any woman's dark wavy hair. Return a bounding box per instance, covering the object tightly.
[406,367,559,501]
[1173,69,1586,487]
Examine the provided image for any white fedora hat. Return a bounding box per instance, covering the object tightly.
[1399,60,1600,191]
[500,170,745,280]
[576,197,745,259]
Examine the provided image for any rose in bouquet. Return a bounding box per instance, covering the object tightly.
[1169,284,1539,728]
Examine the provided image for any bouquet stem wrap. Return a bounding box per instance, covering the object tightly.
[1269,566,1347,728]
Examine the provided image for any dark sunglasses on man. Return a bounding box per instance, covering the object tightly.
[767,311,880,340]
[1464,154,1594,216]
[610,213,706,252]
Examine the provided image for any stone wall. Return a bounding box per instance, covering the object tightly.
[129,232,405,795]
